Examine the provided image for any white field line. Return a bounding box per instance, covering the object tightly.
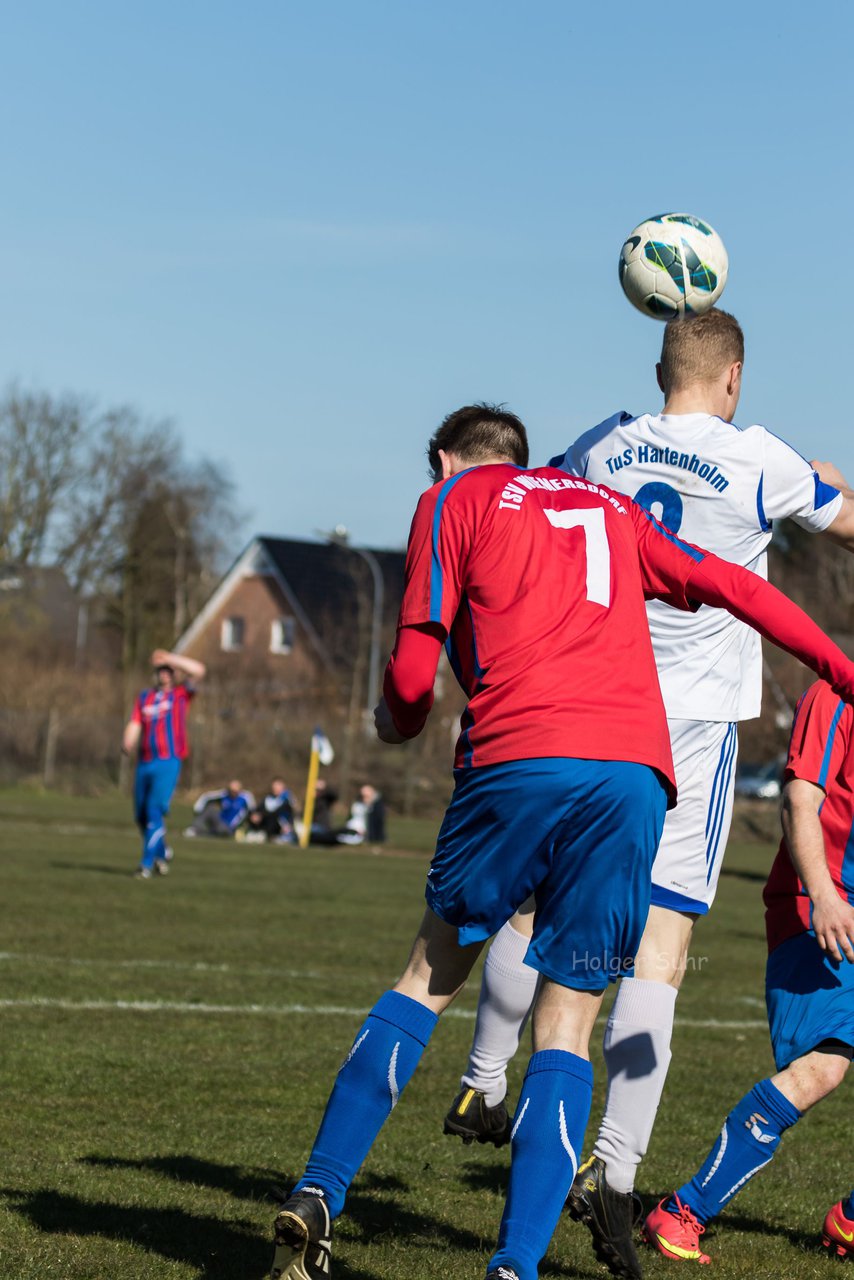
[0,995,767,1029]
[0,951,322,980]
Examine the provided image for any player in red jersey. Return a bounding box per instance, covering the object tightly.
[268,406,854,1280]
[643,677,854,1265]
[122,648,206,879]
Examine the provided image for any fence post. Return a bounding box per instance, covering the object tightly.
[43,707,60,789]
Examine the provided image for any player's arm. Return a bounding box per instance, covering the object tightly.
[151,649,207,683]
[121,718,141,756]
[376,483,468,745]
[811,459,854,499]
[376,623,444,743]
[810,460,854,550]
[781,777,854,963]
[193,789,224,813]
[685,554,854,702]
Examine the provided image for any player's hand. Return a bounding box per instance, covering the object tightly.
[151,648,173,667]
[811,894,854,964]
[811,459,853,493]
[374,697,407,745]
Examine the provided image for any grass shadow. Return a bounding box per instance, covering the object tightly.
[711,1208,822,1253]
[50,861,132,876]
[81,1153,282,1202]
[72,1157,488,1267]
[0,1186,270,1280]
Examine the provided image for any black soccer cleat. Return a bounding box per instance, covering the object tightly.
[443,1086,512,1147]
[567,1155,643,1280]
[485,1267,521,1280]
[270,1188,333,1280]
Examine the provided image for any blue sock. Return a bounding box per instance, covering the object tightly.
[294,990,437,1218]
[842,1190,854,1219]
[672,1078,801,1224]
[141,819,166,870]
[489,1049,594,1280]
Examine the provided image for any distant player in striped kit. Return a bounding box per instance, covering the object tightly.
[643,677,854,1264]
[122,648,206,879]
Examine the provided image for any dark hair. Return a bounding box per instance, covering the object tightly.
[427,403,529,481]
[660,308,744,393]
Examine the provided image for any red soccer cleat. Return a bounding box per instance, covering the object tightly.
[643,1196,711,1264]
[823,1201,854,1260]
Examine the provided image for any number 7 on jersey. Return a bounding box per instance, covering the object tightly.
[544,507,611,607]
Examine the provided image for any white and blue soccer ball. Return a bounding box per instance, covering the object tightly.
[619,213,728,320]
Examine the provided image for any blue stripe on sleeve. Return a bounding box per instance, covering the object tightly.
[637,505,704,561]
[430,470,476,624]
[756,471,771,531]
[814,474,841,511]
[818,700,845,789]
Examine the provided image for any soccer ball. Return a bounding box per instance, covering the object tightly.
[619,213,728,320]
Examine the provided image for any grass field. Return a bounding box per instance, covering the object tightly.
[0,786,848,1280]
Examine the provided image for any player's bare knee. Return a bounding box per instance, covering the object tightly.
[776,1046,851,1110]
[531,980,603,1055]
[394,908,483,1013]
[633,906,697,987]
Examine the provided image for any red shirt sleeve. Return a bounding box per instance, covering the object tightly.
[397,483,472,634]
[686,555,854,702]
[131,693,144,724]
[784,681,852,790]
[382,624,444,738]
[628,500,706,609]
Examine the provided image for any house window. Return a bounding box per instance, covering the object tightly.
[270,616,295,654]
[221,616,245,651]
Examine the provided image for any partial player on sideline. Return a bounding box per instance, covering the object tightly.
[643,677,854,1265]
[267,404,854,1280]
[443,310,854,1279]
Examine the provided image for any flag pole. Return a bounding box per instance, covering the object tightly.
[299,736,320,848]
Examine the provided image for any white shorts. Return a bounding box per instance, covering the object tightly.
[650,719,738,915]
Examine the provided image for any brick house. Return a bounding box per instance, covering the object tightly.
[174,534,406,704]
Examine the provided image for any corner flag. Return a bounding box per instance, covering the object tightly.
[299,728,334,848]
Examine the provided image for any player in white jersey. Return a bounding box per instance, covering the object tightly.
[442,310,854,1279]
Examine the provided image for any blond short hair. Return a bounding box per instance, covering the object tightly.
[660,309,744,393]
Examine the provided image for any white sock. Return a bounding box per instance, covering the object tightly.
[460,920,539,1106]
[593,978,678,1193]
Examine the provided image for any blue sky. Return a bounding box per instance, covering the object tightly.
[2,2,852,552]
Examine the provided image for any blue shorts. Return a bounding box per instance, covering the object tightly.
[765,930,854,1070]
[134,758,182,828]
[426,758,668,991]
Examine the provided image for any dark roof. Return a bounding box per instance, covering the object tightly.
[257,536,407,629]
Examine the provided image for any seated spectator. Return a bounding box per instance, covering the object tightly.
[311,782,388,847]
[183,780,255,838]
[308,778,341,845]
[337,784,387,846]
[245,777,297,844]
[360,783,386,845]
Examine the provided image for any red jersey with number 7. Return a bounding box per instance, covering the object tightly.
[397,463,707,797]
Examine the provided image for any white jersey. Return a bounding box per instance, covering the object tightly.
[553,412,842,721]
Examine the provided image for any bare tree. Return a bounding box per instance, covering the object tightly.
[54,409,174,594]
[0,387,84,566]
[0,382,242,671]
